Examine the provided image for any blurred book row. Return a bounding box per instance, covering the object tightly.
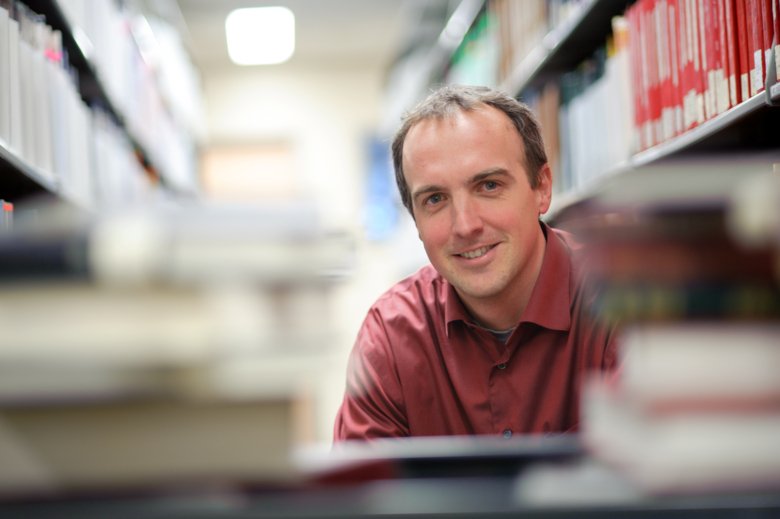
[0,199,354,497]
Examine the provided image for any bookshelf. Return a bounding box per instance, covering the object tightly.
[497,0,635,95]
[0,0,204,213]
[432,0,780,216]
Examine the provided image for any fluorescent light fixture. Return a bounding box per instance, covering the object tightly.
[225,7,295,65]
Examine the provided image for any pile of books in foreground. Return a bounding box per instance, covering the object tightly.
[568,156,780,495]
[0,199,354,497]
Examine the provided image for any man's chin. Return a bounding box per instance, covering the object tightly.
[452,280,501,302]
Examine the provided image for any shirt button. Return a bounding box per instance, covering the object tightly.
[497,363,507,370]
[502,429,512,439]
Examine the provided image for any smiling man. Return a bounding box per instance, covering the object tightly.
[334,85,617,440]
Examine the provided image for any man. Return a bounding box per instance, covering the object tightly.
[334,85,617,440]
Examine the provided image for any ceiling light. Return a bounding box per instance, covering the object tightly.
[225,7,295,66]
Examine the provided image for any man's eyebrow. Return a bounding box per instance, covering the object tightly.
[470,168,510,184]
[412,184,443,205]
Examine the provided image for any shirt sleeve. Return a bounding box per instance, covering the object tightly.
[333,307,409,441]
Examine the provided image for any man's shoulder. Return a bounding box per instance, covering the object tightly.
[372,264,444,315]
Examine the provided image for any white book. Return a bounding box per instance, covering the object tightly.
[47,64,69,184]
[618,322,780,409]
[17,38,33,166]
[31,46,54,178]
[0,394,300,494]
[72,94,94,208]
[0,7,10,146]
[582,377,780,494]
[59,86,93,209]
[8,18,22,156]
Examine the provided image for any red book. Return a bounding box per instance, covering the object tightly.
[668,0,683,135]
[635,0,654,149]
[724,0,740,107]
[678,0,692,129]
[690,0,706,125]
[775,0,780,82]
[748,0,766,95]
[761,0,775,86]
[711,0,728,115]
[698,0,713,119]
[647,0,662,145]
[736,0,751,101]
[627,3,646,150]
[660,0,674,140]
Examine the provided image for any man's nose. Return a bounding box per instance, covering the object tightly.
[451,197,483,237]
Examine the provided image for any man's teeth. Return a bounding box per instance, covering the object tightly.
[461,246,490,259]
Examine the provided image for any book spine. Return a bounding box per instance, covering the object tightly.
[760,0,774,89]
[690,0,706,125]
[698,0,713,119]
[668,0,683,135]
[646,0,661,147]
[736,0,751,101]
[775,0,780,80]
[628,3,646,150]
[724,0,739,107]
[715,0,731,112]
[657,0,672,142]
[748,0,766,95]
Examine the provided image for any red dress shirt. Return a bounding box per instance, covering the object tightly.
[334,223,618,440]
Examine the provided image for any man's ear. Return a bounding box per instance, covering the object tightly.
[536,164,553,216]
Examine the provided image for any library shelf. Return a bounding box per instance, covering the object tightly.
[0,141,57,200]
[631,93,780,168]
[499,0,634,96]
[22,0,171,190]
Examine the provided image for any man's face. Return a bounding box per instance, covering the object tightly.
[402,106,552,321]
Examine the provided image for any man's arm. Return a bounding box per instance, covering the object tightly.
[333,308,410,441]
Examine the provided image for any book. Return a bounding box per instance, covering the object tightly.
[775,0,780,80]
[613,322,780,410]
[761,0,775,89]
[699,0,714,120]
[561,155,780,322]
[7,15,21,156]
[0,199,354,285]
[724,0,740,107]
[583,371,780,494]
[582,320,780,495]
[0,391,301,495]
[714,0,731,113]
[734,0,750,103]
[748,0,766,95]
[0,7,10,146]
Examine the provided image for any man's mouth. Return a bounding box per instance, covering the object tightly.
[458,245,494,259]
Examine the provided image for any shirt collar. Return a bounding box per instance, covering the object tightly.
[520,222,572,331]
[443,221,572,334]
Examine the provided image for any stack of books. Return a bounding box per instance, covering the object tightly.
[0,199,354,497]
[562,156,780,494]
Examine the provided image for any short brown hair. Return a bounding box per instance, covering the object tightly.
[391,85,548,215]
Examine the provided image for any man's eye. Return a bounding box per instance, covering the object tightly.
[425,193,443,206]
[483,180,499,191]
